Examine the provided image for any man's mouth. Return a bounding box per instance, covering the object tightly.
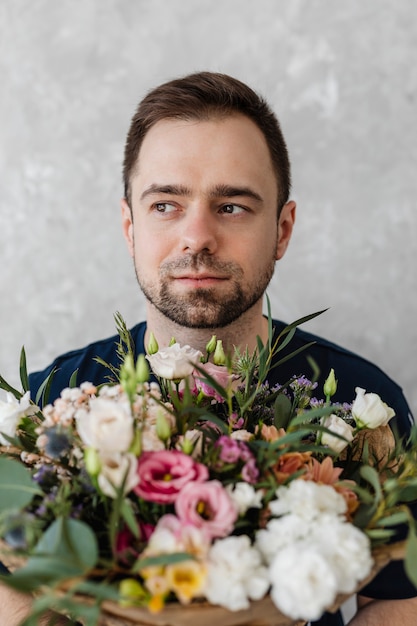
[171,273,229,287]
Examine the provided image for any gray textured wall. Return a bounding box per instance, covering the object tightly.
[1,0,416,415]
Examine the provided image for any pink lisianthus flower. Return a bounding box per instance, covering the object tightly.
[193,362,231,402]
[134,450,208,504]
[150,514,211,559]
[175,480,238,539]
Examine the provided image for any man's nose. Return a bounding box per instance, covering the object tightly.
[179,206,218,255]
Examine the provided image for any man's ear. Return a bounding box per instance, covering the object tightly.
[276,200,296,260]
[121,198,134,257]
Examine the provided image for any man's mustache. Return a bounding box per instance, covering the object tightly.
[160,253,241,276]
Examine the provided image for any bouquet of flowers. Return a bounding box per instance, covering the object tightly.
[0,311,417,626]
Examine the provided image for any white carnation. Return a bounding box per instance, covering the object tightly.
[310,518,373,593]
[204,535,269,611]
[269,480,346,520]
[226,482,263,515]
[269,543,338,621]
[255,515,310,564]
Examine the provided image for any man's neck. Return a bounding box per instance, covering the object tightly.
[144,304,269,356]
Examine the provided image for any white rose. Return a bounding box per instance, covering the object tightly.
[76,397,134,453]
[352,387,395,429]
[321,414,354,453]
[97,452,139,497]
[146,344,203,380]
[0,391,36,445]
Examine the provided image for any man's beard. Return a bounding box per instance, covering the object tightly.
[135,252,276,329]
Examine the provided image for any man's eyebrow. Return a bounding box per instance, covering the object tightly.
[139,183,263,203]
[140,184,192,201]
[209,184,263,203]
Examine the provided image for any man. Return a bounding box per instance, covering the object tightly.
[3,72,416,625]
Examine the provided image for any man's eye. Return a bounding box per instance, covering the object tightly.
[220,204,246,215]
[153,202,176,213]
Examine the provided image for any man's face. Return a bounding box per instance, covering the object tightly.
[122,114,294,329]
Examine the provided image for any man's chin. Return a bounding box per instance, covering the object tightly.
[158,304,232,329]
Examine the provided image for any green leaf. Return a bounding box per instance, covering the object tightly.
[273,393,292,429]
[19,347,29,393]
[68,369,79,388]
[8,517,98,592]
[405,526,417,588]
[360,465,383,503]
[35,367,57,407]
[133,551,194,572]
[120,499,140,538]
[289,403,336,427]
[21,591,101,626]
[0,458,42,512]
[0,374,23,399]
[375,511,409,527]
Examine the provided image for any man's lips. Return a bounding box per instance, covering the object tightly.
[170,274,229,286]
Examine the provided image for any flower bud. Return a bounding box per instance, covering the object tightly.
[119,578,147,607]
[129,429,142,457]
[121,354,136,379]
[84,446,101,477]
[136,354,149,383]
[120,355,138,399]
[323,368,337,399]
[206,335,217,355]
[181,437,195,455]
[156,411,171,442]
[213,340,226,366]
[147,332,159,355]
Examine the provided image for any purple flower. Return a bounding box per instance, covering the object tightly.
[216,436,242,463]
[228,413,244,430]
[241,458,259,484]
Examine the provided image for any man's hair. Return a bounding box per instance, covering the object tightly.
[123,71,291,212]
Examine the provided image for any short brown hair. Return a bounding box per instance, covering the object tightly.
[123,71,291,212]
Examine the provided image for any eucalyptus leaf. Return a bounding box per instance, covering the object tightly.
[0,457,42,512]
[7,517,98,592]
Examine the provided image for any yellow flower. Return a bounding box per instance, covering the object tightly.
[165,560,207,604]
[148,594,165,613]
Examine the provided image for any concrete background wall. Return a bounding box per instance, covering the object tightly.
[1,0,416,414]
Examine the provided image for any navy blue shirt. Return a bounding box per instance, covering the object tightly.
[28,319,416,624]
